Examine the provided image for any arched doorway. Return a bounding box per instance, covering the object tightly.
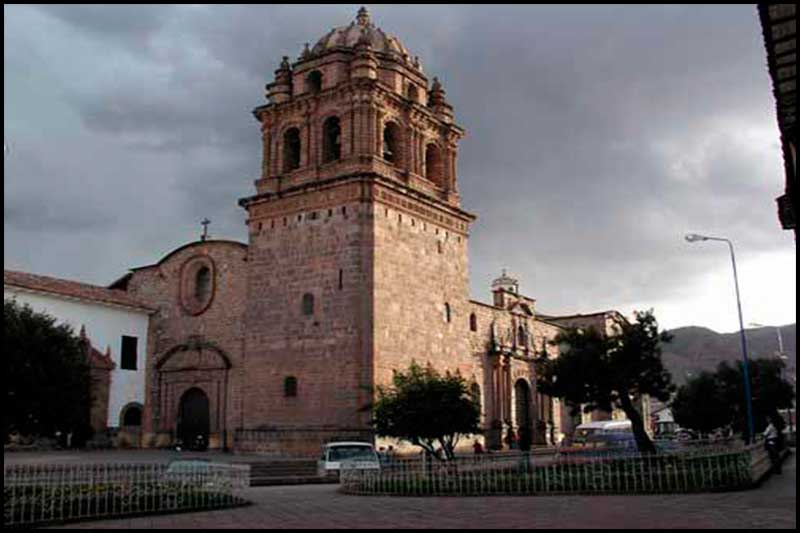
[177,388,210,450]
[120,403,143,427]
[118,402,143,448]
[154,341,231,450]
[514,379,532,450]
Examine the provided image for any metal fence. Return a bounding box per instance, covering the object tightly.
[340,443,774,496]
[3,462,249,528]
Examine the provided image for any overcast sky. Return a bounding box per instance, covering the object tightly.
[4,4,796,333]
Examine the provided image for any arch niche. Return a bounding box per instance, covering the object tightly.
[153,341,232,450]
[425,143,445,187]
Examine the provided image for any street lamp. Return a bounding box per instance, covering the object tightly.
[685,233,755,443]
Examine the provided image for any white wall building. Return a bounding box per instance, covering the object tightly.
[4,270,154,433]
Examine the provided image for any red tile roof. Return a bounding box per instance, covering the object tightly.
[4,269,155,313]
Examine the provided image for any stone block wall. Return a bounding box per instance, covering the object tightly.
[125,240,248,449]
[241,180,373,445]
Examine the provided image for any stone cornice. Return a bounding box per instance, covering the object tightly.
[240,172,475,224]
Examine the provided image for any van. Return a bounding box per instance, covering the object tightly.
[569,420,633,449]
[317,442,381,480]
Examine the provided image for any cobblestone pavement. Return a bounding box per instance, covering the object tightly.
[47,454,796,529]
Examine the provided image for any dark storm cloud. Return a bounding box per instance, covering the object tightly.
[37,4,173,50]
[4,4,793,327]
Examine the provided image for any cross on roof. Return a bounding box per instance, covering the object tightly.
[201,218,211,241]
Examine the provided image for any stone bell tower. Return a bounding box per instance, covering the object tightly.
[248,6,465,206]
[237,7,477,453]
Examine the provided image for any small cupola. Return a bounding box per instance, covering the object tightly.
[492,269,520,309]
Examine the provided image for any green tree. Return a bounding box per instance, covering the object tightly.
[372,362,481,461]
[672,359,794,442]
[715,358,794,442]
[4,299,92,443]
[537,310,674,454]
[671,371,729,435]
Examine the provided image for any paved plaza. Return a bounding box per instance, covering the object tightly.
[34,453,795,529]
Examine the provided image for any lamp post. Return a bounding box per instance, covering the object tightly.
[685,233,755,443]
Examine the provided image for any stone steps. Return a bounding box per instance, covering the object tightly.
[247,459,334,486]
[250,475,335,487]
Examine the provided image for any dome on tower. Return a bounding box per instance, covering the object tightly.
[310,7,413,61]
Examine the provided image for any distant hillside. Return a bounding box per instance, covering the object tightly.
[661,324,796,386]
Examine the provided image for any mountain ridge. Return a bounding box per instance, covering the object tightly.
[661,324,796,386]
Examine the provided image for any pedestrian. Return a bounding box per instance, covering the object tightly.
[386,445,396,465]
[764,417,782,475]
[473,440,484,455]
[506,428,517,450]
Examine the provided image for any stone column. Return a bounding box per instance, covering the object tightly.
[443,147,452,192]
[271,128,280,177]
[503,357,512,426]
[368,107,377,157]
[354,105,366,156]
[261,121,271,180]
[375,109,383,156]
[305,114,315,168]
[408,129,416,174]
[449,149,457,190]
[340,111,351,159]
[418,133,425,177]
[487,356,503,449]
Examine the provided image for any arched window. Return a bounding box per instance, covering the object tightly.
[121,404,142,427]
[469,313,478,332]
[195,266,211,303]
[518,325,526,346]
[425,143,444,186]
[283,127,301,172]
[284,376,298,397]
[407,84,419,103]
[444,302,451,323]
[306,70,323,94]
[322,116,341,163]
[383,122,402,166]
[302,293,315,316]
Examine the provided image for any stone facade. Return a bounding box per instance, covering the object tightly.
[119,240,248,450]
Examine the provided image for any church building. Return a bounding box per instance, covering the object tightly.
[6,8,646,454]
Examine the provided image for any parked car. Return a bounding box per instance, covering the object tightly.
[675,428,698,442]
[317,442,381,480]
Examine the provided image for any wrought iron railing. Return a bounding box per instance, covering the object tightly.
[340,443,776,496]
[3,461,249,527]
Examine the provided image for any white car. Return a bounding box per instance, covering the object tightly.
[317,442,381,479]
